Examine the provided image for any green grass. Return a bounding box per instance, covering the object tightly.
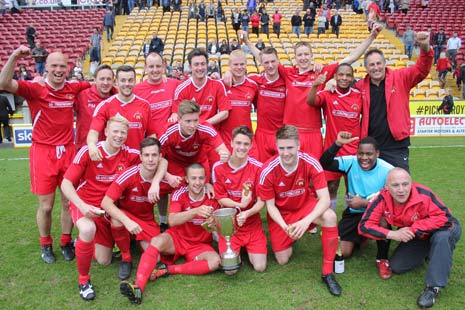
[0,138,464,310]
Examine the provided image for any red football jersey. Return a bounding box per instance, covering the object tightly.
[159,122,224,165]
[106,164,156,222]
[220,78,258,147]
[90,94,155,149]
[315,87,362,155]
[278,63,338,129]
[74,85,115,149]
[248,73,286,133]
[258,152,327,214]
[169,186,219,244]
[133,78,180,137]
[16,80,90,145]
[64,142,140,207]
[172,77,231,124]
[212,157,263,233]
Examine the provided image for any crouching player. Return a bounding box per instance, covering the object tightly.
[60,116,141,301]
[120,163,221,304]
[320,131,393,278]
[258,125,342,296]
[212,126,267,274]
[101,137,168,280]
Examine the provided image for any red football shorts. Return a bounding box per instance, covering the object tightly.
[218,228,267,255]
[297,129,323,159]
[324,170,344,182]
[255,129,278,163]
[69,201,114,248]
[267,200,317,252]
[163,229,215,263]
[30,143,76,195]
[122,210,161,242]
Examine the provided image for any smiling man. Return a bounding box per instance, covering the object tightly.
[359,168,461,308]
[0,46,90,264]
[320,131,393,278]
[87,65,156,161]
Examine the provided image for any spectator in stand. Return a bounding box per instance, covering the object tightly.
[247,0,257,14]
[317,12,327,38]
[219,39,231,55]
[198,0,206,21]
[458,63,465,99]
[232,7,242,32]
[207,59,220,77]
[206,0,215,18]
[291,9,302,37]
[272,9,283,37]
[13,64,33,81]
[433,28,447,65]
[143,38,151,58]
[303,8,315,37]
[400,0,410,14]
[216,3,225,22]
[89,28,102,76]
[188,0,197,19]
[402,24,415,60]
[162,0,171,13]
[241,9,250,32]
[436,52,451,87]
[173,0,181,12]
[0,0,6,16]
[207,39,220,58]
[255,37,265,51]
[250,10,260,36]
[149,32,165,55]
[258,2,265,15]
[31,42,48,76]
[103,8,115,42]
[26,23,37,49]
[437,88,454,114]
[446,32,462,69]
[230,38,240,51]
[260,8,270,35]
[330,10,342,38]
[319,3,331,31]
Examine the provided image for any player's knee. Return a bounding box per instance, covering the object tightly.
[208,257,221,271]
[78,223,96,240]
[38,202,54,213]
[253,261,267,272]
[321,209,337,226]
[96,255,112,266]
[275,254,290,265]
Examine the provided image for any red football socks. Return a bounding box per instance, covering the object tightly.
[321,226,338,275]
[112,225,132,262]
[135,245,159,292]
[168,260,211,275]
[39,236,53,247]
[60,233,72,247]
[75,238,94,285]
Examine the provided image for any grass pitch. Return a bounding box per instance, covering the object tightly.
[0,137,464,310]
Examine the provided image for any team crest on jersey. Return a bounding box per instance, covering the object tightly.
[67,94,74,100]
[117,164,125,171]
[244,180,253,189]
[246,94,251,100]
[134,112,142,120]
[193,144,200,149]
[207,96,214,103]
[351,104,360,111]
[296,179,305,187]
[383,211,391,219]
[411,212,419,222]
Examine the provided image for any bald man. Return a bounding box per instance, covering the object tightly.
[0,46,91,264]
[359,168,461,308]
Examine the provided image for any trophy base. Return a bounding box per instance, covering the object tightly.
[221,264,241,271]
[221,255,241,271]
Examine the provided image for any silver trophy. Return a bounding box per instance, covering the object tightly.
[213,208,241,271]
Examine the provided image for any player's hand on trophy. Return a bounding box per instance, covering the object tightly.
[236,210,249,227]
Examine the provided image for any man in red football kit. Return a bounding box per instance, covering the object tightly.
[212,126,267,274]
[101,137,168,280]
[133,52,181,138]
[87,65,156,161]
[169,48,230,128]
[258,125,342,296]
[61,116,141,301]
[307,63,362,211]
[160,100,230,184]
[243,25,381,158]
[219,50,258,156]
[120,163,221,305]
[133,52,181,229]
[359,168,461,308]
[75,64,117,150]
[0,46,91,264]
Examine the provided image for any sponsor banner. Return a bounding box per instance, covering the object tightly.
[410,116,465,136]
[410,100,465,115]
[12,124,76,148]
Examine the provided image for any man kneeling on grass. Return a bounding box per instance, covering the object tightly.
[120,163,220,304]
[359,168,461,308]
